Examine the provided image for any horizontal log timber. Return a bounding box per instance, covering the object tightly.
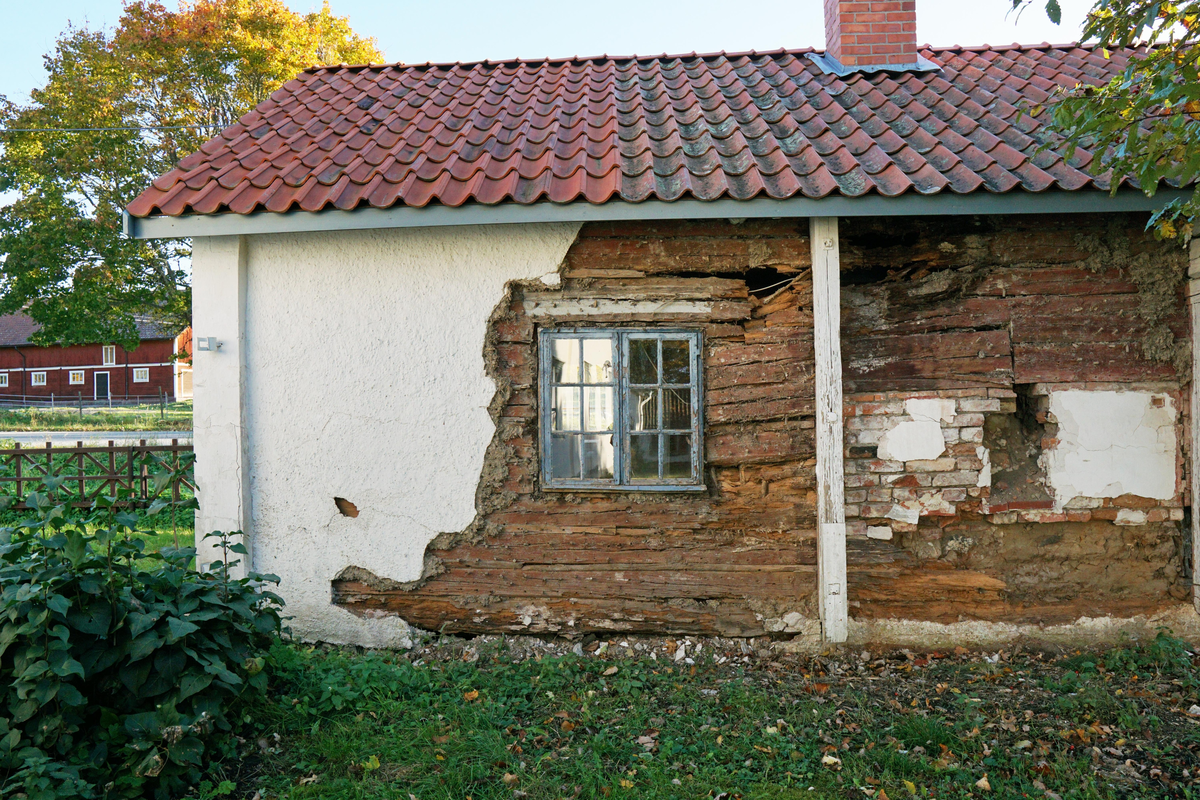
[335,215,1190,639]
[333,593,775,638]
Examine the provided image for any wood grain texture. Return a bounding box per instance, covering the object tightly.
[811,217,848,643]
[840,215,1188,392]
[330,216,1187,638]
[334,220,822,637]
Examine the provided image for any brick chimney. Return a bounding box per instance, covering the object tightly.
[823,0,920,71]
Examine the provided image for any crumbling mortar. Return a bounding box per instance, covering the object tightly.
[1074,220,1190,377]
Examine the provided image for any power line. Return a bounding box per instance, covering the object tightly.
[0,123,223,134]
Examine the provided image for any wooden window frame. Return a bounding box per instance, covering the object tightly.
[30,372,46,387]
[538,327,705,492]
[102,345,116,366]
[0,373,8,388]
[69,370,85,385]
[132,368,150,383]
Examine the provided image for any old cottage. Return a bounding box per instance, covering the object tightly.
[126,0,1200,647]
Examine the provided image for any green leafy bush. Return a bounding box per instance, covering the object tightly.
[0,481,284,799]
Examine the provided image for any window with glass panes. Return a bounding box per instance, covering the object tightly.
[540,329,703,490]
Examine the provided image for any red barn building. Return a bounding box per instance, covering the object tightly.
[0,313,190,403]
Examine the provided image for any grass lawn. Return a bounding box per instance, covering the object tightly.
[209,630,1200,800]
[0,401,192,432]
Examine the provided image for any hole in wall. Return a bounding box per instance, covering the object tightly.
[981,385,1054,509]
[334,497,359,518]
[744,267,795,299]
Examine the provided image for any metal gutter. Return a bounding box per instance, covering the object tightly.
[124,188,1195,240]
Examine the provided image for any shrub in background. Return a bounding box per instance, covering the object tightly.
[0,480,283,799]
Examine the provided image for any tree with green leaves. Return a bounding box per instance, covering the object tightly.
[0,0,382,349]
[1017,0,1200,241]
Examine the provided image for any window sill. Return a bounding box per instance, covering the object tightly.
[540,483,708,494]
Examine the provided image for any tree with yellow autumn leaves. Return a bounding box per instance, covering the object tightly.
[0,1,381,348]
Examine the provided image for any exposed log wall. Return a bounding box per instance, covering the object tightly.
[336,220,831,636]
[838,213,1191,622]
[333,214,1192,638]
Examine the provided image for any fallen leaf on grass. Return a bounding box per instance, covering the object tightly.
[821,754,842,769]
[1014,739,1032,750]
[502,773,519,786]
[463,690,479,702]
[618,778,634,789]
[975,775,991,792]
[603,665,619,676]
[561,721,575,733]
[298,774,320,786]
[903,780,916,795]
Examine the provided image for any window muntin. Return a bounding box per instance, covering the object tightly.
[31,372,46,387]
[540,329,703,490]
[132,368,149,383]
[0,373,9,388]
[69,371,84,385]
[102,345,116,366]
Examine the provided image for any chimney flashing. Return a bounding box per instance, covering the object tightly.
[807,51,940,76]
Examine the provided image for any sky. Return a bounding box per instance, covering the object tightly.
[1,0,1097,106]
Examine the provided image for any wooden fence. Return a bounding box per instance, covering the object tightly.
[0,440,194,508]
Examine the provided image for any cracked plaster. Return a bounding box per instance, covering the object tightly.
[1045,390,1177,510]
[230,223,581,646]
[876,398,955,463]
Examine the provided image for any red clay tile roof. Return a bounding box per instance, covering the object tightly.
[0,313,176,347]
[128,43,1146,219]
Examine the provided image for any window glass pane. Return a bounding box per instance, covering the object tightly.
[664,388,691,430]
[552,339,580,383]
[584,387,614,431]
[582,339,614,384]
[664,435,692,478]
[630,389,658,432]
[662,339,690,384]
[553,387,581,431]
[582,434,614,479]
[629,338,658,384]
[630,434,659,479]
[549,434,581,479]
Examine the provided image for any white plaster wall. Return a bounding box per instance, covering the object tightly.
[1046,390,1178,509]
[235,223,580,646]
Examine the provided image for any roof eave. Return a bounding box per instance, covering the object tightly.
[123,188,1195,240]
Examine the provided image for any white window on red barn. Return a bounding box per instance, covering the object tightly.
[31,372,46,387]
[69,371,84,385]
[132,368,149,383]
[0,373,8,388]
[102,345,116,366]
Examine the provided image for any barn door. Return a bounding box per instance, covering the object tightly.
[94,372,110,401]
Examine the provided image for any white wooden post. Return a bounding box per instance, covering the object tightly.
[191,235,252,578]
[1190,239,1200,614]
[810,217,848,642]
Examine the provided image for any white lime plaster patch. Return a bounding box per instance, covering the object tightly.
[866,526,893,540]
[905,398,956,423]
[886,504,920,525]
[877,420,946,461]
[211,222,581,647]
[1045,390,1177,509]
[1116,509,1149,526]
[976,445,991,488]
[876,398,954,462]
